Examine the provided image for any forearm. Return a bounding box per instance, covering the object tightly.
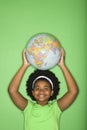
[57,49,78,111]
[8,50,30,110]
[60,64,78,94]
[8,64,28,93]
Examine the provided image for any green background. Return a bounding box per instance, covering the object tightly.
[0,0,86,130]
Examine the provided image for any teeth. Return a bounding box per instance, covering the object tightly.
[39,95,45,97]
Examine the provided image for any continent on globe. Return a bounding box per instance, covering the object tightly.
[25,33,61,70]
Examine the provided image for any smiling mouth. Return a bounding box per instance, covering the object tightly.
[39,95,45,98]
[37,94,49,99]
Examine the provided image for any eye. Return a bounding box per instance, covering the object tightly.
[34,87,40,91]
[44,86,50,90]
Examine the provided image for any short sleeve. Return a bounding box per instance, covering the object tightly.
[23,100,33,113]
[53,100,62,115]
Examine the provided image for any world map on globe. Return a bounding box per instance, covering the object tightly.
[26,33,61,70]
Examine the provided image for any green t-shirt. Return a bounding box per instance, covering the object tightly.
[23,100,62,130]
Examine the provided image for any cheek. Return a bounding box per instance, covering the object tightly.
[32,90,38,96]
[45,90,52,95]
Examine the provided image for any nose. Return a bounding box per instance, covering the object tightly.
[39,89,45,94]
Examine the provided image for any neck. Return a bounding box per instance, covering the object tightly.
[37,101,48,106]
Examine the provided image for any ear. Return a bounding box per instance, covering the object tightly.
[51,90,54,96]
[32,90,34,96]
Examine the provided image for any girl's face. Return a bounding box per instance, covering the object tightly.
[32,80,54,106]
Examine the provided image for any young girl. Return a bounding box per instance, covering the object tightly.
[8,49,78,130]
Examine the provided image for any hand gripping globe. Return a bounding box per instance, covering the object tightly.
[25,33,61,70]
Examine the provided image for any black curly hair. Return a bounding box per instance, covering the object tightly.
[26,69,60,101]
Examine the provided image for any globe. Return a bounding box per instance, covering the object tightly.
[25,33,61,70]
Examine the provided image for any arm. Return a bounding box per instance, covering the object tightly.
[57,49,79,111]
[8,50,30,110]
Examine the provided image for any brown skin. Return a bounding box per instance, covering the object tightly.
[57,49,78,110]
[8,49,78,111]
[32,80,54,106]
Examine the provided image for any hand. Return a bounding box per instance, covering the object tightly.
[22,49,30,67]
[58,48,65,67]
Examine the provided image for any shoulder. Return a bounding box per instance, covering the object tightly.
[49,100,62,113]
[23,99,35,113]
